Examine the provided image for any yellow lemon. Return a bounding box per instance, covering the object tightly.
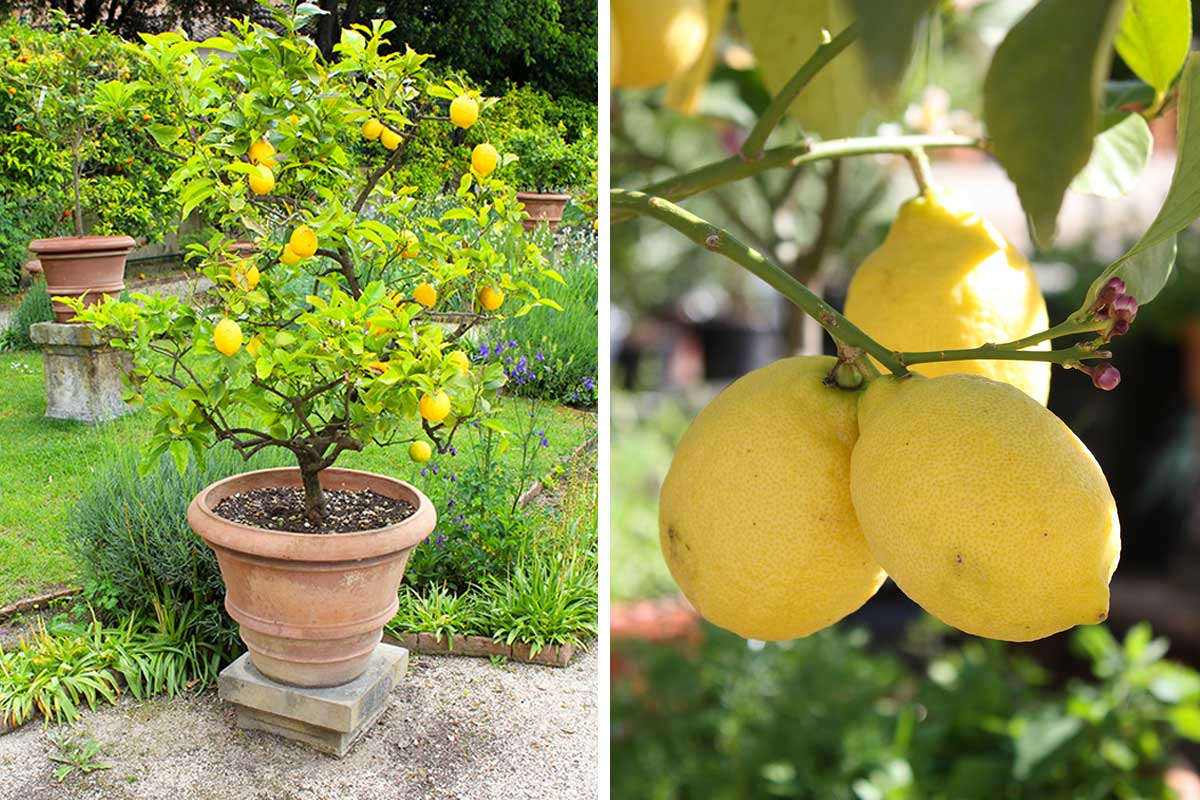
[844,190,1051,404]
[409,441,432,463]
[213,318,243,356]
[612,0,708,89]
[280,243,301,266]
[242,265,260,291]
[471,143,498,177]
[413,283,437,308]
[247,163,274,195]
[850,373,1120,642]
[447,351,470,372]
[245,334,263,359]
[419,390,452,423]
[399,230,420,259]
[478,285,504,311]
[289,225,318,259]
[659,356,885,640]
[449,95,479,128]
[248,138,276,165]
[381,127,402,150]
[362,118,383,140]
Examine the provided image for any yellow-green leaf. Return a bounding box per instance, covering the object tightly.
[1115,0,1191,93]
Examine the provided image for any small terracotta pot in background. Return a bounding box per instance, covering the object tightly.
[188,467,436,688]
[516,191,571,232]
[28,236,135,323]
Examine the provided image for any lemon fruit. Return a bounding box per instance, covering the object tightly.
[612,0,708,89]
[844,190,1051,404]
[409,441,432,463]
[449,95,479,128]
[213,318,243,356]
[289,225,318,259]
[413,283,437,308]
[659,356,886,640]
[362,118,383,140]
[471,143,498,177]
[248,138,276,166]
[245,334,263,359]
[419,391,452,423]
[447,351,470,372]
[381,127,402,150]
[247,164,275,195]
[399,230,420,259]
[478,285,504,311]
[850,373,1120,642]
[280,244,301,266]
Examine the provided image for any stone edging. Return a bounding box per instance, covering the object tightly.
[517,432,598,508]
[383,632,579,667]
[0,587,80,624]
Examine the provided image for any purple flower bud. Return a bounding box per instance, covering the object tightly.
[1097,277,1127,306]
[1109,320,1130,338]
[1091,364,1121,391]
[1110,294,1138,322]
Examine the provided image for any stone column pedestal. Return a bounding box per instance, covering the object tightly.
[28,322,133,423]
[218,644,408,758]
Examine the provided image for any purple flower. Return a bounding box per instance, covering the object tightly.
[540,438,549,448]
[508,340,518,348]
[536,351,545,362]
[420,468,428,477]
[478,344,490,357]
[449,445,458,456]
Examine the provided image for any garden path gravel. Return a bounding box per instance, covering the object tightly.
[0,647,597,799]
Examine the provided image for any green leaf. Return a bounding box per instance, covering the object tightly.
[146,123,181,148]
[738,0,873,139]
[168,440,189,476]
[1170,706,1200,741]
[1071,113,1153,198]
[983,0,1125,247]
[1078,54,1200,312]
[846,0,936,93]
[1012,712,1084,780]
[1115,0,1191,92]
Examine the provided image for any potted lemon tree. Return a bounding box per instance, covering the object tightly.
[72,7,560,689]
[504,125,594,231]
[2,12,154,322]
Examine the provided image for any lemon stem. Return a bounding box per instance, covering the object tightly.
[740,23,861,161]
[611,134,983,224]
[613,189,1118,374]
[904,148,935,195]
[613,189,910,374]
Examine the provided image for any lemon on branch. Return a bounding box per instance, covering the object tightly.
[247,163,274,195]
[478,285,504,311]
[213,318,243,356]
[419,391,452,423]
[361,118,383,140]
[289,225,318,259]
[471,143,498,177]
[449,95,479,128]
[413,283,437,308]
[409,441,432,463]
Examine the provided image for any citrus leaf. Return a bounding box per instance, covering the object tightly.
[1013,712,1084,780]
[1171,706,1200,741]
[1071,113,1153,198]
[983,0,1125,247]
[1079,54,1200,311]
[1115,0,1191,92]
[738,0,872,139]
[846,0,936,94]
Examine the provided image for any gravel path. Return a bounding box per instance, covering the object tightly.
[0,647,597,800]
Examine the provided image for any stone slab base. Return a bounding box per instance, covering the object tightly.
[218,644,407,758]
[29,321,133,423]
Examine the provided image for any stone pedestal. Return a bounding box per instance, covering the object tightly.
[28,322,133,423]
[218,644,408,757]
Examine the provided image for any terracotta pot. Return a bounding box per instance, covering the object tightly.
[516,191,571,232]
[28,236,135,323]
[187,467,436,688]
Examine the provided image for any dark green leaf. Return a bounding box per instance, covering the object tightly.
[1012,712,1084,780]
[984,0,1125,247]
[1078,54,1200,311]
[847,0,936,93]
[1071,113,1153,197]
[1115,0,1191,92]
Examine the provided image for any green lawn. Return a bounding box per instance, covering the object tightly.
[0,350,595,607]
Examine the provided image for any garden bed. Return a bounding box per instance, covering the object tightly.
[384,631,583,667]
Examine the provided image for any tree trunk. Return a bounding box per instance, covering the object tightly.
[297,454,328,526]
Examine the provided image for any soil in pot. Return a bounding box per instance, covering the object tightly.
[213,486,415,534]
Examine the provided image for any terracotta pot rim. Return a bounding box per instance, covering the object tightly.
[188,466,437,562]
[515,191,572,201]
[29,235,137,255]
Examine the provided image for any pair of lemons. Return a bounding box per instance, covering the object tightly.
[660,192,1120,643]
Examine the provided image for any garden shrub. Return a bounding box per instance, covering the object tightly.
[66,442,289,663]
[0,277,53,351]
[496,227,598,406]
[613,620,1200,799]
